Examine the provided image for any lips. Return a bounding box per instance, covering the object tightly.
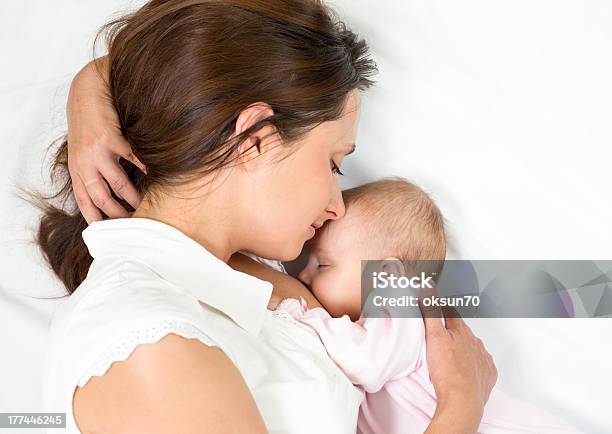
[307,222,323,239]
[307,225,316,239]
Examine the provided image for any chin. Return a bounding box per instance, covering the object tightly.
[278,243,303,262]
[253,243,298,263]
[256,233,306,262]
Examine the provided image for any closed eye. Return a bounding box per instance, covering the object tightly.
[330,160,344,176]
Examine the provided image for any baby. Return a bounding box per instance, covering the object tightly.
[275,177,581,434]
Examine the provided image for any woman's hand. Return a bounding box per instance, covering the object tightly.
[67,56,146,223]
[420,286,498,434]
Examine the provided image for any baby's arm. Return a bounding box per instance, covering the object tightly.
[228,253,323,309]
[279,299,426,393]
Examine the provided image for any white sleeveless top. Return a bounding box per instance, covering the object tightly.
[42,218,362,433]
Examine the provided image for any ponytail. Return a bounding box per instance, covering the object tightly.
[37,200,91,294]
[27,139,137,294]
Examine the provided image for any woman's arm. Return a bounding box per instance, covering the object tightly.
[425,400,484,434]
[73,333,268,434]
[67,56,146,223]
[419,289,498,434]
[228,252,323,309]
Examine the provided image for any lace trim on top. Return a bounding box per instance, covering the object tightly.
[271,308,293,321]
[77,319,217,388]
[271,298,322,337]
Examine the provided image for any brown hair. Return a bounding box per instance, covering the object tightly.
[341,177,446,272]
[34,0,377,294]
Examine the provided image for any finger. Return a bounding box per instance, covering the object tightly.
[80,170,130,219]
[442,305,466,329]
[72,172,103,223]
[111,137,147,174]
[418,285,444,334]
[98,159,142,209]
[490,358,499,384]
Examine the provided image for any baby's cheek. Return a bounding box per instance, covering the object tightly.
[310,274,340,311]
[310,280,330,307]
[316,273,355,316]
[348,289,364,319]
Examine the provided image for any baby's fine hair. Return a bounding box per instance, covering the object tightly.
[342,177,446,267]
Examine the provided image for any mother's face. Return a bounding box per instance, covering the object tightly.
[244,90,361,261]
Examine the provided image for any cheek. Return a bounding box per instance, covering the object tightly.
[311,270,350,316]
[310,271,333,307]
[254,181,315,245]
[251,147,331,259]
[347,279,364,319]
[338,265,364,318]
[285,148,331,214]
[266,164,326,220]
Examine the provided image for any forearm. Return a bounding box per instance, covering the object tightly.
[73,56,110,95]
[424,394,483,434]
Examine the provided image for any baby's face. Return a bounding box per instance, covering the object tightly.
[297,214,365,320]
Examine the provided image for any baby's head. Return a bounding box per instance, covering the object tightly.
[298,177,446,320]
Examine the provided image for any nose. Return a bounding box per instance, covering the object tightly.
[324,177,346,221]
[298,268,311,287]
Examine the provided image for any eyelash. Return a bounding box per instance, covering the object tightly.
[331,161,344,176]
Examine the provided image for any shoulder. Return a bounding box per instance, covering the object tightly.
[46,257,266,432]
[54,257,206,333]
[45,256,222,401]
[47,260,203,357]
[73,333,268,434]
[48,254,218,355]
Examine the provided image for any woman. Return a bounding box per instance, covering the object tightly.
[39,1,497,433]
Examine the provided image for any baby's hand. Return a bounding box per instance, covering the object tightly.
[267,295,310,312]
[267,293,284,310]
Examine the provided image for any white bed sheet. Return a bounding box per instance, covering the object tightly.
[1,1,610,432]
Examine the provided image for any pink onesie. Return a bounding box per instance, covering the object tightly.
[276,297,582,434]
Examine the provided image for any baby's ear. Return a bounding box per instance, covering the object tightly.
[380,257,405,278]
